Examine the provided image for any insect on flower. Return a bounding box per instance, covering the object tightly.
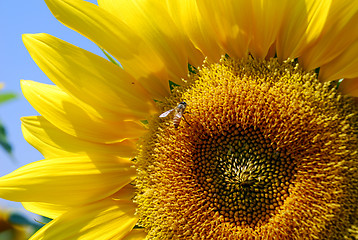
[159,102,188,128]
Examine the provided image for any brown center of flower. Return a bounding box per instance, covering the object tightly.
[193,126,295,227]
[135,57,358,239]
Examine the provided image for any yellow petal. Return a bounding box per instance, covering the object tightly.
[338,78,358,97]
[23,183,136,219]
[319,41,358,81]
[0,155,136,205]
[249,0,287,58]
[123,229,147,240]
[276,0,332,61]
[165,0,224,62]
[98,0,202,83]
[22,202,69,219]
[195,0,251,59]
[29,198,138,240]
[44,0,171,99]
[21,80,146,143]
[22,116,137,159]
[299,0,358,71]
[112,183,136,201]
[23,33,157,120]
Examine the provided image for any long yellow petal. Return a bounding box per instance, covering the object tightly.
[319,41,358,81]
[276,0,332,62]
[195,0,251,59]
[338,78,358,97]
[22,116,137,159]
[44,0,171,99]
[298,0,358,71]
[23,183,136,219]
[22,202,70,219]
[21,80,146,143]
[122,229,147,240]
[0,155,136,205]
[23,33,157,121]
[29,199,138,240]
[249,0,287,58]
[165,0,224,62]
[98,0,202,83]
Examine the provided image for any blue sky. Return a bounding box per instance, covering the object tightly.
[0,0,100,212]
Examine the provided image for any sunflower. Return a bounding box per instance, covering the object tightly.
[0,208,27,240]
[1,0,358,239]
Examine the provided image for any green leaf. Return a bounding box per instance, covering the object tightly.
[315,67,320,76]
[141,120,148,125]
[169,80,180,91]
[9,213,50,233]
[336,78,344,89]
[0,121,12,155]
[0,92,17,105]
[9,213,33,225]
[188,63,197,74]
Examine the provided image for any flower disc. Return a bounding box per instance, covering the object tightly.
[136,57,358,239]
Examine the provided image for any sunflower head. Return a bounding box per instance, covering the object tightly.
[0,209,27,240]
[1,0,358,239]
[136,57,358,239]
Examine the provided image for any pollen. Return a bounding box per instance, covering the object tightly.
[135,57,358,239]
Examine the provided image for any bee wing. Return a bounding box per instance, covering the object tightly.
[159,109,174,118]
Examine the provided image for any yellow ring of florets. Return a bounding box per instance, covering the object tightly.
[135,57,358,239]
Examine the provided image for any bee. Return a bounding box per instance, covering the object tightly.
[159,102,188,128]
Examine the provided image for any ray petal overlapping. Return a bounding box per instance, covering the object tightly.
[0,0,357,239]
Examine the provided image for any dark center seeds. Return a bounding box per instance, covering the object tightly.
[193,126,295,227]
